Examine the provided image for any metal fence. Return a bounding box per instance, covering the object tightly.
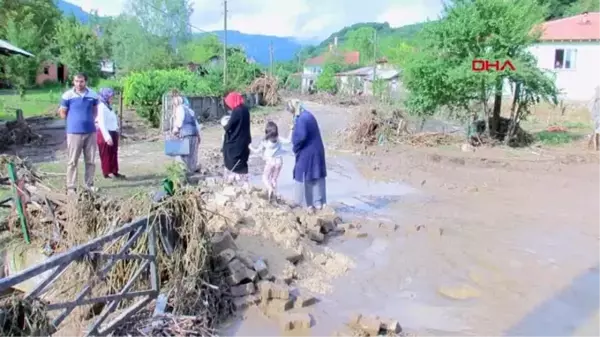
[160,92,262,132]
[0,216,161,336]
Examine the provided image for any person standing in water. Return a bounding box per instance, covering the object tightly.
[249,121,291,201]
[286,99,327,213]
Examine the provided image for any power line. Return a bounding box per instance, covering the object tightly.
[136,0,217,36]
[223,0,228,87]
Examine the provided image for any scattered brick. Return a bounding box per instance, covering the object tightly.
[271,282,290,300]
[232,294,260,311]
[294,293,318,308]
[345,229,368,238]
[378,222,399,231]
[285,252,303,264]
[279,313,312,331]
[216,248,236,270]
[237,251,255,269]
[357,315,383,336]
[264,298,294,314]
[227,259,255,285]
[230,282,256,297]
[257,281,274,300]
[211,231,238,255]
[308,229,325,242]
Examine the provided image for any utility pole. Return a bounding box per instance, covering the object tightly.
[372,30,378,81]
[223,0,228,87]
[269,41,274,77]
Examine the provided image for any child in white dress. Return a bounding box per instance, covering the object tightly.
[249,121,291,201]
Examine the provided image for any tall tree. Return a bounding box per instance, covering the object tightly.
[403,0,557,142]
[180,35,223,64]
[343,27,377,64]
[125,0,193,50]
[54,17,103,82]
[109,15,176,74]
[565,0,600,15]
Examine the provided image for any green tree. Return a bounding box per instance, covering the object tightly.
[54,17,103,82]
[343,27,376,64]
[125,0,193,49]
[403,0,557,143]
[379,35,415,68]
[0,0,61,94]
[1,15,48,96]
[565,0,599,15]
[180,35,222,64]
[315,55,344,93]
[109,15,175,74]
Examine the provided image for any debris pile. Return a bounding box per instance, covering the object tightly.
[334,314,403,337]
[341,107,411,146]
[0,296,53,336]
[0,120,42,151]
[248,76,280,106]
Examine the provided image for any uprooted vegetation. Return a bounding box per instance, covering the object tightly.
[341,106,460,148]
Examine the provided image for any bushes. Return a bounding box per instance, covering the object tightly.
[122,69,221,126]
[96,78,123,92]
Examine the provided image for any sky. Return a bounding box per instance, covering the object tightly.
[68,0,445,40]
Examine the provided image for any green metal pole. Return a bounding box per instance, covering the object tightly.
[7,162,31,244]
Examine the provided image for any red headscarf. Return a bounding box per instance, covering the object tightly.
[224,92,244,110]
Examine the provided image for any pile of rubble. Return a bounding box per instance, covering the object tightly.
[211,230,317,331]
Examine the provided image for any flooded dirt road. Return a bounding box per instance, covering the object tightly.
[225,101,599,336]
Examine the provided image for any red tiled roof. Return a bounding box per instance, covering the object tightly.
[536,12,600,41]
[305,51,360,66]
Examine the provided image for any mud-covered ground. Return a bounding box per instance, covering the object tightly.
[4,101,599,336]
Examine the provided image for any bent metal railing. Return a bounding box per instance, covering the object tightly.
[0,216,160,336]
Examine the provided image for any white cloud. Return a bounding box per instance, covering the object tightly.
[65,0,444,39]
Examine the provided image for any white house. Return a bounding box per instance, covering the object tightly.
[529,12,600,101]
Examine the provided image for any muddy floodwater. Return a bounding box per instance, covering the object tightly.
[224,102,599,336]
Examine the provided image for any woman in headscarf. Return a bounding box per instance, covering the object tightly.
[222,92,251,185]
[96,87,125,179]
[286,99,327,212]
[171,95,201,174]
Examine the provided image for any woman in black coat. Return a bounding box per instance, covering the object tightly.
[221,92,251,185]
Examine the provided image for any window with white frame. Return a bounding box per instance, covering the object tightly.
[554,48,577,69]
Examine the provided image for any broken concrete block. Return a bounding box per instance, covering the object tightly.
[345,229,368,238]
[294,293,318,308]
[357,315,383,336]
[227,259,254,285]
[211,231,238,255]
[382,320,402,334]
[336,223,355,233]
[231,282,256,297]
[236,251,255,269]
[308,229,325,243]
[318,219,336,234]
[253,259,269,278]
[233,294,260,311]
[216,248,236,270]
[279,313,312,331]
[285,252,303,265]
[281,263,297,283]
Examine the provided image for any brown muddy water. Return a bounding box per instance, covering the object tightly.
[227,153,474,336]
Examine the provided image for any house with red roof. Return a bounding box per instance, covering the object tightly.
[301,37,360,93]
[529,12,600,101]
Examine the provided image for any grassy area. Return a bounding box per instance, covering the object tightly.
[251,105,282,117]
[0,85,64,120]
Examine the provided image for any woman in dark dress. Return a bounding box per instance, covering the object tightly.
[222,92,252,186]
[286,99,327,212]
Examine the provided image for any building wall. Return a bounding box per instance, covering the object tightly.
[528,41,600,101]
[35,62,68,85]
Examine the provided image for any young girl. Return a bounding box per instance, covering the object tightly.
[249,121,291,201]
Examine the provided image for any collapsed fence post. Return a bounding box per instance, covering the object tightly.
[7,161,30,244]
